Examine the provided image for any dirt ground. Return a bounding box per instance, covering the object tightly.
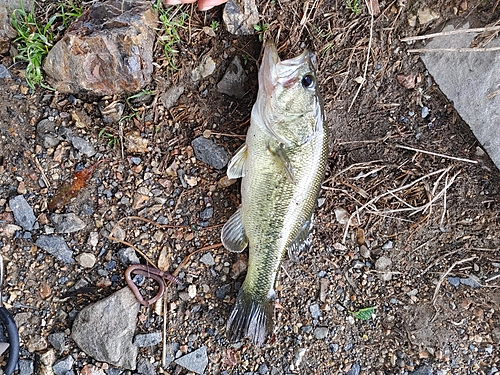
[1,0,500,374]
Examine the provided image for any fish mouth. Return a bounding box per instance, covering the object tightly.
[259,40,316,93]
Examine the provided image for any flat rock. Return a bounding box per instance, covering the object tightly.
[43,0,157,96]
[9,195,36,230]
[133,332,162,347]
[174,346,208,375]
[52,355,74,375]
[420,23,500,169]
[51,213,86,233]
[71,287,140,370]
[217,56,247,98]
[36,235,75,264]
[191,136,230,169]
[160,85,184,110]
[200,252,215,266]
[223,0,259,35]
[69,136,96,157]
[36,119,61,148]
[0,63,11,79]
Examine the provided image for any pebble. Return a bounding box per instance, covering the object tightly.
[88,232,99,247]
[117,247,140,265]
[36,235,75,264]
[160,85,184,110]
[137,358,155,375]
[9,195,36,231]
[448,276,460,287]
[381,240,393,250]
[164,342,180,367]
[51,213,86,233]
[309,303,321,320]
[359,245,370,258]
[3,224,22,237]
[460,276,481,288]
[334,207,349,225]
[375,256,392,271]
[421,106,429,118]
[18,359,34,375]
[191,56,216,81]
[76,253,97,268]
[69,136,96,157]
[200,252,215,266]
[216,284,231,299]
[0,64,11,79]
[258,363,269,375]
[417,7,439,25]
[217,56,248,99]
[52,355,74,375]
[48,332,69,355]
[174,346,208,375]
[125,131,149,153]
[314,327,329,340]
[200,207,214,220]
[36,119,61,148]
[191,137,230,170]
[188,284,197,299]
[346,363,361,375]
[409,364,433,375]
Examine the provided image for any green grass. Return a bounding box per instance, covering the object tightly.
[210,20,219,31]
[253,22,269,42]
[153,1,188,74]
[346,0,363,15]
[98,128,120,148]
[11,1,83,89]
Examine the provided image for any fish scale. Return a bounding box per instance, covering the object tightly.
[221,40,328,345]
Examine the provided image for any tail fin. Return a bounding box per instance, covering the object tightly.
[226,288,275,346]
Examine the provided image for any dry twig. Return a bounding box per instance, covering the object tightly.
[396,144,478,164]
[400,25,500,42]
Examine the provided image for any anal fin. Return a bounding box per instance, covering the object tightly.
[221,207,248,253]
[288,214,314,261]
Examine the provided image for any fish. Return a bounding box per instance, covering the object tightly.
[221,40,328,346]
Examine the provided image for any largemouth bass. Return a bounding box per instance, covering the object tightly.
[221,40,328,345]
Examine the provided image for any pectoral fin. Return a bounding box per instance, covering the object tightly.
[268,143,296,184]
[221,207,248,253]
[288,215,314,261]
[227,143,248,179]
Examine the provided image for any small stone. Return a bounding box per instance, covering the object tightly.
[191,56,216,81]
[375,256,392,271]
[409,364,433,375]
[417,7,439,25]
[27,334,48,352]
[334,207,349,225]
[257,363,269,375]
[36,235,74,264]
[200,253,215,266]
[216,284,231,299]
[174,346,208,375]
[2,224,22,237]
[88,232,99,247]
[0,64,11,79]
[36,119,61,148]
[39,349,56,375]
[160,85,184,110]
[217,56,247,98]
[346,363,361,375]
[9,195,36,231]
[53,355,74,375]
[125,131,149,154]
[76,253,97,268]
[314,327,329,340]
[136,358,155,375]
[18,359,35,375]
[309,303,321,320]
[460,275,482,288]
[381,241,393,250]
[118,247,140,265]
[48,332,68,354]
[200,207,213,220]
[69,136,96,157]
[134,332,162,347]
[191,137,230,169]
[448,276,460,287]
[188,284,197,299]
[132,193,149,210]
[223,0,259,35]
[51,213,86,233]
[421,106,429,118]
[359,245,370,259]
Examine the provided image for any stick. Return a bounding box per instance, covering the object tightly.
[396,144,478,164]
[432,256,476,304]
[347,1,374,112]
[400,25,500,42]
[408,46,500,53]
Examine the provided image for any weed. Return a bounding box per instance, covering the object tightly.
[11,1,83,89]
[351,306,375,320]
[98,128,120,148]
[253,22,269,42]
[210,20,219,31]
[346,0,362,15]
[153,1,188,73]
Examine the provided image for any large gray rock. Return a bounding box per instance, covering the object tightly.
[419,23,500,169]
[43,0,157,96]
[174,346,208,375]
[71,287,140,370]
[223,0,259,35]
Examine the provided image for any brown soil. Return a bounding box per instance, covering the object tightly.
[1,0,500,374]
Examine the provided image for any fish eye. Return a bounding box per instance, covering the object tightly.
[301,74,315,89]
